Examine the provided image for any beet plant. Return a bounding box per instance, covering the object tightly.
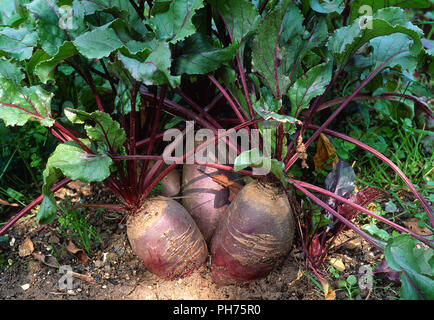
[0,0,433,298]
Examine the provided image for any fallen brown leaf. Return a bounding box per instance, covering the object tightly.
[402,218,433,236]
[32,252,60,268]
[289,269,303,286]
[313,133,339,170]
[319,277,336,300]
[19,237,34,257]
[296,135,309,169]
[325,288,336,300]
[209,173,243,202]
[65,239,89,263]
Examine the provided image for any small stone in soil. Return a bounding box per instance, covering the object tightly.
[94,260,103,268]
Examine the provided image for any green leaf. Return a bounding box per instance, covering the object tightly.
[310,0,344,14]
[37,139,113,224]
[207,0,259,57]
[27,49,51,74]
[385,234,434,300]
[253,100,299,125]
[234,149,287,186]
[269,159,288,187]
[362,223,391,241]
[355,33,419,75]
[0,78,54,127]
[252,0,305,98]
[73,22,124,59]
[0,0,30,27]
[347,275,357,286]
[174,33,238,75]
[36,187,58,225]
[349,0,431,23]
[35,41,78,83]
[0,59,24,82]
[0,27,38,61]
[26,0,85,56]
[289,62,333,116]
[44,140,113,183]
[234,148,264,172]
[64,108,126,154]
[327,7,423,69]
[149,0,204,44]
[119,41,180,87]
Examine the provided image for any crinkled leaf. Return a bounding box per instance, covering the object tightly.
[289,61,332,116]
[324,160,355,209]
[73,22,125,59]
[252,0,305,98]
[0,59,24,82]
[37,139,113,224]
[149,0,204,44]
[174,33,238,75]
[385,234,434,300]
[35,41,78,83]
[0,27,38,61]
[327,7,423,69]
[355,33,419,75]
[310,0,344,14]
[0,0,30,27]
[44,141,113,183]
[26,0,85,56]
[0,78,54,127]
[207,0,259,57]
[64,108,126,153]
[118,41,180,87]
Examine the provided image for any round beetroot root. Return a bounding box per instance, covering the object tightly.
[182,164,230,243]
[210,180,295,285]
[127,198,208,280]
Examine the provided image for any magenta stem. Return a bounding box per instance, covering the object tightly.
[0,178,71,235]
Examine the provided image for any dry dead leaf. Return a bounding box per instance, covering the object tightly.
[65,239,89,263]
[319,277,336,300]
[32,252,60,268]
[289,269,303,286]
[209,173,243,202]
[313,133,339,170]
[296,135,309,169]
[325,288,336,300]
[402,218,433,236]
[18,237,34,257]
[197,167,243,202]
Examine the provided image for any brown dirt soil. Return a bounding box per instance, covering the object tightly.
[0,181,400,300]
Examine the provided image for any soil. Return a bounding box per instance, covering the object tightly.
[0,181,400,300]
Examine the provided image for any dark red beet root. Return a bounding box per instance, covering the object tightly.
[127,198,208,280]
[182,164,230,242]
[210,180,295,285]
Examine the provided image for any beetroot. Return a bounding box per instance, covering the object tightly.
[210,180,295,285]
[161,168,181,197]
[182,163,230,242]
[127,198,208,279]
